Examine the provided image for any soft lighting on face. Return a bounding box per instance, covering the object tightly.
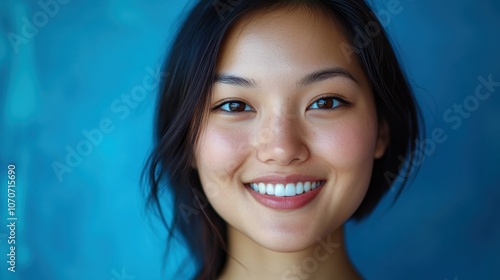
[194,6,388,252]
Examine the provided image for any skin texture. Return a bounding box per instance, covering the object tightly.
[193,6,389,280]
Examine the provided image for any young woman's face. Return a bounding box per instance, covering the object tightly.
[194,7,388,252]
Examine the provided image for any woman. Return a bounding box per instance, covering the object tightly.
[144,0,421,279]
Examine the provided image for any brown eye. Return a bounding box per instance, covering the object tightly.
[317,99,333,108]
[217,100,254,112]
[308,97,346,110]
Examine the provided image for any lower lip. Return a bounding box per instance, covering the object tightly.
[247,182,324,210]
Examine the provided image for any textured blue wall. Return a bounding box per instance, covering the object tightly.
[0,0,499,279]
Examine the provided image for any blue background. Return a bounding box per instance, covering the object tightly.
[1,0,499,279]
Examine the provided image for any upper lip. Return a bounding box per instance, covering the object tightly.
[246,174,324,185]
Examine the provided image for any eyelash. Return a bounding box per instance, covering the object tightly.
[212,99,255,113]
[212,95,350,113]
[308,95,350,110]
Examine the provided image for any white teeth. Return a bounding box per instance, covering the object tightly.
[296,182,304,194]
[258,183,266,194]
[275,184,285,197]
[304,182,311,192]
[249,181,323,196]
[266,183,274,195]
[285,183,296,196]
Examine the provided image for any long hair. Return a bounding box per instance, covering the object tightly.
[143,1,421,279]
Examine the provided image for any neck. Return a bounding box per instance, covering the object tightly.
[218,226,361,280]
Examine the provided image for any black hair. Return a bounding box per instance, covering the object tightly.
[143,0,421,279]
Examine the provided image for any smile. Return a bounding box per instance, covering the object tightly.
[247,181,325,197]
[245,179,326,210]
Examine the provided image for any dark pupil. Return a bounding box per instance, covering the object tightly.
[317,98,332,108]
[229,102,244,111]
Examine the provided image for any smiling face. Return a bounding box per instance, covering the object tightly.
[193,6,388,252]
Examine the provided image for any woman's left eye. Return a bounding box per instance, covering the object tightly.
[217,100,254,112]
[308,96,346,110]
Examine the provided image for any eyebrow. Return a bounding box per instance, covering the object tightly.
[214,67,358,88]
[298,67,359,87]
[214,74,257,87]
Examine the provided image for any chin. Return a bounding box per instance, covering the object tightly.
[242,218,344,253]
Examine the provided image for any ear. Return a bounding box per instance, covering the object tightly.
[374,119,389,159]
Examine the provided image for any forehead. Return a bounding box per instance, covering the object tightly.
[216,5,365,85]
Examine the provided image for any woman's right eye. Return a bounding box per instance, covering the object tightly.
[215,100,254,112]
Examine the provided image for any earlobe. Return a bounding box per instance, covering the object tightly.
[374,120,390,159]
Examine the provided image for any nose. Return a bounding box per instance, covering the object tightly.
[255,114,310,165]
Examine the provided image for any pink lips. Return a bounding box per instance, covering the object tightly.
[246,174,325,210]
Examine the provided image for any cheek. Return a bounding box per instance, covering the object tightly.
[311,114,378,229]
[316,118,378,167]
[194,122,252,196]
[312,112,378,199]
